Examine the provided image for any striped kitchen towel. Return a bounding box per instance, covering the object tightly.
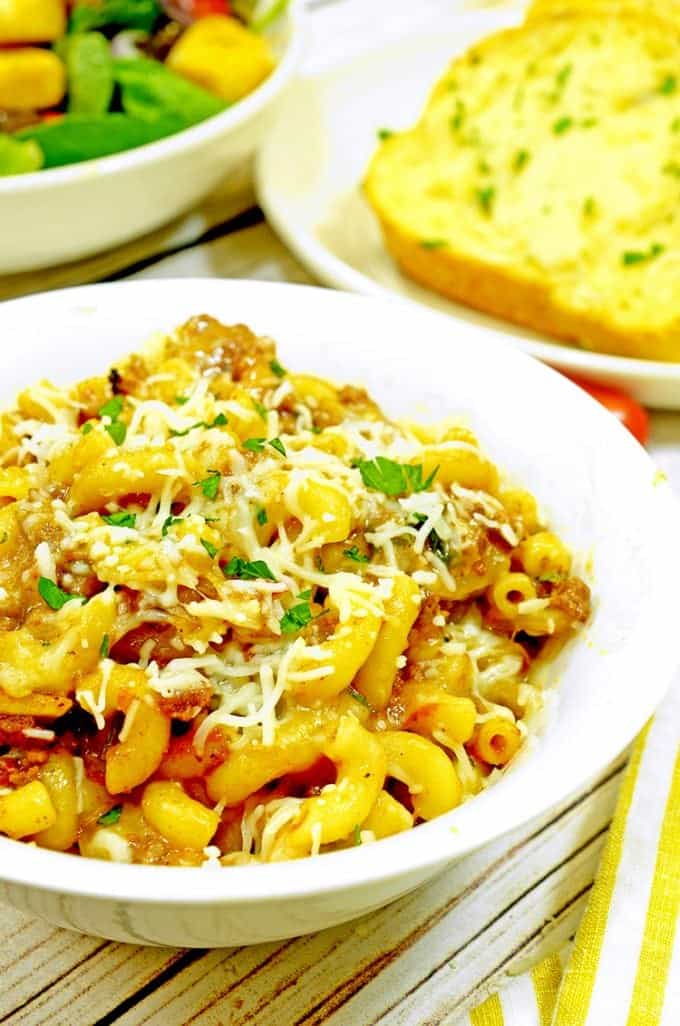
[460,677,680,1026]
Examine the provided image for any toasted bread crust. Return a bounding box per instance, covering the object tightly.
[376,216,680,363]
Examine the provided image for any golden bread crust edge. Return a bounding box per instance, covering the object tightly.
[369,212,680,363]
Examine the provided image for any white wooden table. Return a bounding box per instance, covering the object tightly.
[1,2,679,1023]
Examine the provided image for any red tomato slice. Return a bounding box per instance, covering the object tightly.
[568,376,649,445]
[192,0,231,15]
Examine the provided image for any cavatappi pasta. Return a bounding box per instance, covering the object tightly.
[0,316,591,866]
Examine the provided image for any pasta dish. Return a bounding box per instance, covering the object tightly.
[0,316,590,866]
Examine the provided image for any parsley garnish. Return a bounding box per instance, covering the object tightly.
[268,437,286,457]
[270,358,287,378]
[315,555,326,573]
[194,470,221,500]
[377,127,394,140]
[410,513,450,564]
[352,824,362,846]
[97,805,122,826]
[419,239,447,250]
[100,634,110,658]
[555,63,572,88]
[256,507,268,525]
[583,196,596,217]
[476,186,496,213]
[513,149,530,172]
[99,397,123,420]
[659,75,677,95]
[244,437,266,453]
[347,686,370,708]
[201,538,218,559]
[356,457,437,497]
[106,420,126,445]
[223,557,276,581]
[280,601,313,634]
[298,588,312,600]
[344,546,370,563]
[252,398,268,421]
[553,116,573,135]
[101,511,136,529]
[161,515,183,537]
[81,421,94,435]
[38,577,85,611]
[98,396,126,445]
[622,243,665,266]
[450,99,465,131]
[169,413,228,438]
[175,395,190,405]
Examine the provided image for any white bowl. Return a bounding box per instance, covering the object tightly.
[0,279,677,947]
[0,5,305,274]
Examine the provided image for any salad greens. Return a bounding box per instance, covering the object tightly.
[0,0,288,175]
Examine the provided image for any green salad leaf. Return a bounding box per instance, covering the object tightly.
[16,113,185,168]
[0,136,43,177]
[63,32,114,115]
[114,58,227,126]
[69,0,162,34]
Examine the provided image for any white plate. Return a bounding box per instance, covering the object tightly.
[0,279,678,947]
[256,8,680,409]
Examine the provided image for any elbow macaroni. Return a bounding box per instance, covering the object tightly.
[0,315,590,866]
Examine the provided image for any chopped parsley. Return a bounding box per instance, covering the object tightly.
[243,436,266,453]
[298,588,312,601]
[513,148,530,172]
[161,515,183,537]
[169,413,228,438]
[268,437,286,458]
[81,421,94,435]
[105,420,126,445]
[98,396,126,445]
[38,577,85,611]
[450,99,465,131]
[97,805,122,826]
[555,63,572,88]
[410,513,450,564]
[672,116,680,132]
[347,686,370,708]
[420,239,447,250]
[659,75,677,95]
[270,358,287,378]
[200,538,218,559]
[344,546,370,563]
[101,511,136,529]
[352,824,362,846]
[243,436,286,457]
[663,161,680,178]
[476,186,496,214]
[377,127,394,140]
[174,395,190,405]
[223,556,276,581]
[553,116,573,135]
[622,243,665,266]
[355,457,438,497]
[99,397,123,420]
[256,507,268,525]
[100,634,110,659]
[252,398,268,421]
[280,601,313,634]
[194,470,221,500]
[583,196,596,217]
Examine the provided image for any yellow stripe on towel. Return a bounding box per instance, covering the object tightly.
[470,992,505,1026]
[626,748,680,1026]
[552,722,651,1026]
[531,953,562,1026]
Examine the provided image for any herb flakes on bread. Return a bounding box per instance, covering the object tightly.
[364,13,680,361]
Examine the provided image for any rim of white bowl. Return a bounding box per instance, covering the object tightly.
[0,279,678,907]
[0,0,306,193]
